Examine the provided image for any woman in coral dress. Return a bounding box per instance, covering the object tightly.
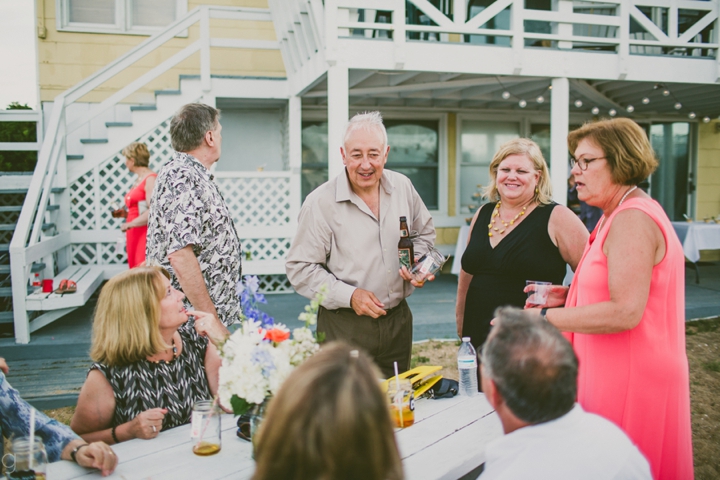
[531,118,693,480]
[120,142,156,268]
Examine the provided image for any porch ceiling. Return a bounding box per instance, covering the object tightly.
[302,70,720,120]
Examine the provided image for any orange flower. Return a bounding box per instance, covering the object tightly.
[265,328,290,343]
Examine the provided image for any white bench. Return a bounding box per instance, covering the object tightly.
[24,265,105,334]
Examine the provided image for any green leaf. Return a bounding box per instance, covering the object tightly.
[230,395,251,415]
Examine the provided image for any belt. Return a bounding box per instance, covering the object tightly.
[331,299,407,316]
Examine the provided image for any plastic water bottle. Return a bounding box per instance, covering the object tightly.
[457,337,478,396]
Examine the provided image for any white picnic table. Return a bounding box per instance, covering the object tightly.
[47,394,502,480]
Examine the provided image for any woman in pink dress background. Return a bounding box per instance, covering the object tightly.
[120,142,156,268]
[531,118,693,479]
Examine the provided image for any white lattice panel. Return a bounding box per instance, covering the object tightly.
[216,176,291,227]
[257,274,293,293]
[67,117,295,291]
[243,238,291,261]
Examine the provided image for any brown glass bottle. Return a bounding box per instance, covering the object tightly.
[398,216,414,269]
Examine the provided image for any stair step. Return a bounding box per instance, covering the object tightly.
[47,204,59,211]
[0,286,34,297]
[0,224,51,231]
[51,187,64,193]
[0,244,8,252]
[0,311,13,324]
[155,90,181,96]
[0,206,21,213]
[0,263,45,274]
[105,122,133,127]
[130,105,157,111]
[80,139,108,144]
[67,154,84,160]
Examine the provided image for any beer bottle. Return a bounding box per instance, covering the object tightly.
[398,216,414,269]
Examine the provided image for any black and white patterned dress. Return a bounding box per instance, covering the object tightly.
[90,325,211,431]
[146,152,242,326]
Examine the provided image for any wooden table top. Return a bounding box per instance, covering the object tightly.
[47,394,502,480]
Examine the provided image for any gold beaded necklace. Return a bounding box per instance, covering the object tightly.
[488,201,529,237]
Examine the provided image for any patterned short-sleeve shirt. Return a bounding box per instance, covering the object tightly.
[146,152,241,326]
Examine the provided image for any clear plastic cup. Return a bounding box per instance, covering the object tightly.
[526,280,552,306]
[410,249,446,285]
[387,379,415,428]
[6,437,48,480]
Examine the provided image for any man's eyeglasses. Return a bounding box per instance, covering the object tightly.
[569,156,606,171]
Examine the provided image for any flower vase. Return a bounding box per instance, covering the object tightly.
[249,398,270,456]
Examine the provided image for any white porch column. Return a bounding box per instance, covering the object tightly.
[327,64,349,181]
[288,95,302,226]
[550,77,569,206]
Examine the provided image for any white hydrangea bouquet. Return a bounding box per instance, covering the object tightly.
[218,284,326,415]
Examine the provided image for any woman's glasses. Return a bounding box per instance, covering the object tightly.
[569,156,606,171]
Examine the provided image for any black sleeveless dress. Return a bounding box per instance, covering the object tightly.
[461,202,567,350]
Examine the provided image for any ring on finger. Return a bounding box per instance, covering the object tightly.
[152,425,157,433]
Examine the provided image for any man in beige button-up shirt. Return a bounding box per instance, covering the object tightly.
[286,112,435,377]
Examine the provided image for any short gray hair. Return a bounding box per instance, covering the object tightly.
[481,307,577,424]
[343,111,388,149]
[169,103,220,152]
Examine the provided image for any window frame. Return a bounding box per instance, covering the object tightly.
[56,0,187,36]
[300,110,447,216]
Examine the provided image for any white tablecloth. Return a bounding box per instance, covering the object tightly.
[451,224,471,275]
[47,394,502,480]
[671,221,720,263]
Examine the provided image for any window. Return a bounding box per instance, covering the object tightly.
[459,120,519,212]
[300,119,441,210]
[59,0,184,34]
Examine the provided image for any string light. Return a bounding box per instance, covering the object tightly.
[536,96,545,104]
[609,109,617,116]
[688,112,696,119]
[703,116,711,123]
[518,99,527,108]
[574,99,583,108]
[663,89,670,96]
[502,91,511,99]
[591,107,600,115]
[642,97,650,104]
[674,102,682,110]
[626,105,635,113]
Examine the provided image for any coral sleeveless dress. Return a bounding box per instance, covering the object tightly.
[565,197,693,480]
[124,173,156,268]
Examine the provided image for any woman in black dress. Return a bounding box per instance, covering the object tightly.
[456,138,587,352]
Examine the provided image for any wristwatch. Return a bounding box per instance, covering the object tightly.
[540,308,549,322]
[70,443,89,463]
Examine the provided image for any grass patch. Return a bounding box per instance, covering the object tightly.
[410,355,430,368]
[686,317,720,336]
[703,361,720,373]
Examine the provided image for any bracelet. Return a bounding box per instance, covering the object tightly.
[111,425,120,444]
[70,443,89,463]
[540,308,549,322]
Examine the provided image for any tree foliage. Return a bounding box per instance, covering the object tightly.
[0,102,38,172]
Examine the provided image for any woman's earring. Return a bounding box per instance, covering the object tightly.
[535,187,539,194]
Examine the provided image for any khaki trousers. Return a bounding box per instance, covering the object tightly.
[318,299,413,378]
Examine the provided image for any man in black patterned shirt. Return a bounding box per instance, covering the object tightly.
[146,103,241,326]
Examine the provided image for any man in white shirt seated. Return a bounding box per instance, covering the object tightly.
[479,307,652,480]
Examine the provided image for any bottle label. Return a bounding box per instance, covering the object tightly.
[398,248,412,269]
[400,228,408,237]
[458,356,477,369]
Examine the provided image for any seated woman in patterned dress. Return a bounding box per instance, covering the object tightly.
[71,266,229,444]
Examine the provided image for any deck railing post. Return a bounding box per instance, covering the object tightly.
[550,77,569,207]
[327,64,348,181]
[201,6,211,92]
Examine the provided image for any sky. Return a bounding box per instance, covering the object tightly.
[0,1,38,109]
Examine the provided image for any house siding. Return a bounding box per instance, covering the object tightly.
[696,120,720,261]
[36,0,285,103]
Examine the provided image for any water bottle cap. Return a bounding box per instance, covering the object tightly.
[462,337,471,342]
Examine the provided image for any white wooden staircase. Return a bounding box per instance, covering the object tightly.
[8,6,298,344]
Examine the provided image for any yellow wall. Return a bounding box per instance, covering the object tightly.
[36,0,286,103]
[696,120,720,261]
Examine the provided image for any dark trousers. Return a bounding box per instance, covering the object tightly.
[318,299,413,378]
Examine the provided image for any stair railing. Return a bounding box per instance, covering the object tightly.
[9,5,277,343]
